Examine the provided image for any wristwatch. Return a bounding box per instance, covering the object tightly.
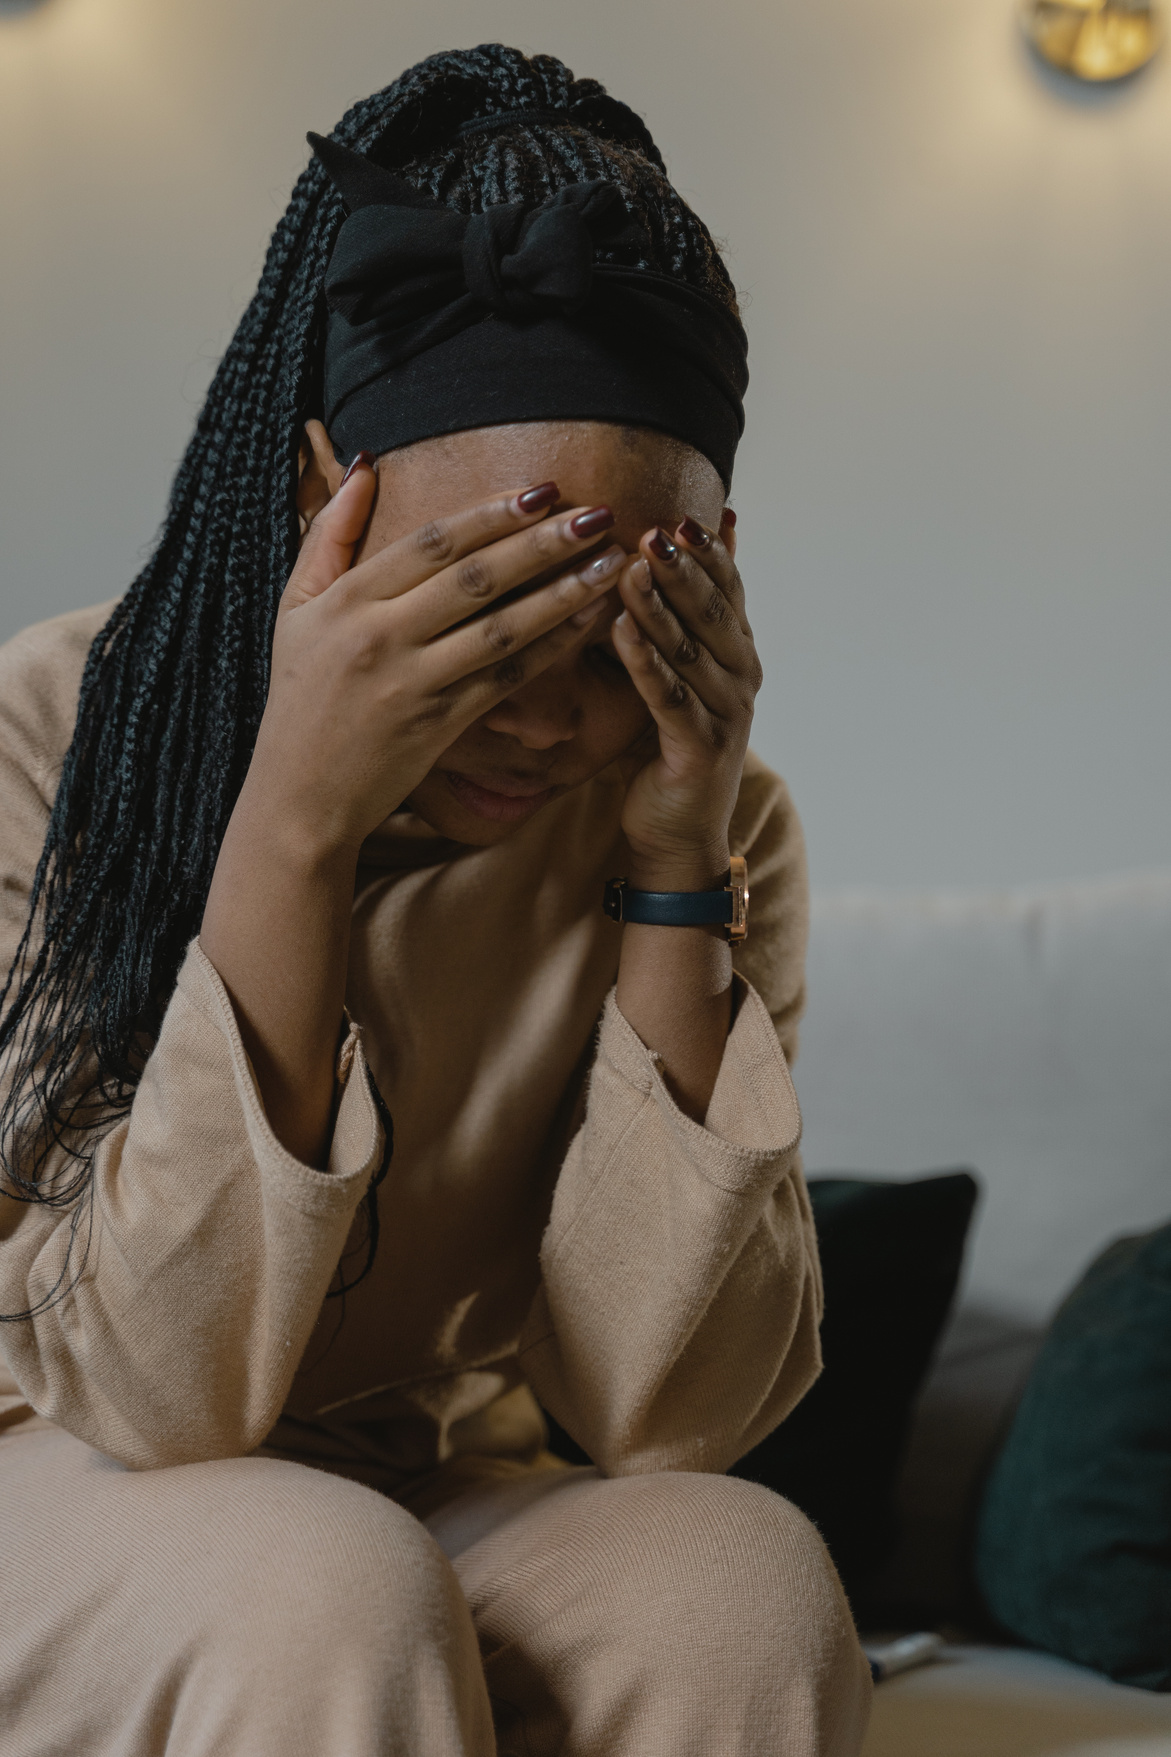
[603,856,749,944]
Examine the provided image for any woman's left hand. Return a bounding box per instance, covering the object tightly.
[612,511,762,888]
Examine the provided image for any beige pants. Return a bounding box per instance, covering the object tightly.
[0,1424,872,1756]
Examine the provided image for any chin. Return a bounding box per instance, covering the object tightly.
[429,810,520,847]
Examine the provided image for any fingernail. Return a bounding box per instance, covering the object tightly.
[516,481,559,514]
[568,505,615,540]
[722,506,737,529]
[571,595,609,626]
[648,527,678,562]
[588,545,624,580]
[614,609,643,643]
[677,516,712,550]
[341,450,375,487]
[634,557,654,593]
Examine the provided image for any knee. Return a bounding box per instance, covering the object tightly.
[589,1472,860,1663]
[689,1473,846,1619]
[131,1456,460,1662]
[601,1474,872,1737]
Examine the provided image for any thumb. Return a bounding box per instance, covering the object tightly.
[286,453,377,605]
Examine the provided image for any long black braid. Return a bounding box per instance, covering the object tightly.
[0,45,738,1310]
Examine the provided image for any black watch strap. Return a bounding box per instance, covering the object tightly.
[604,881,731,927]
[603,858,749,943]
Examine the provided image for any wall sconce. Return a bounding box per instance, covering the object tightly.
[1021,0,1161,79]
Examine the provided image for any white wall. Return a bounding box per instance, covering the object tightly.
[2,0,1169,889]
[800,871,1171,1321]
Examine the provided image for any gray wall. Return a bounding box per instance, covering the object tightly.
[2,0,1168,888]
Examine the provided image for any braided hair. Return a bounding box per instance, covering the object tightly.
[0,45,738,1305]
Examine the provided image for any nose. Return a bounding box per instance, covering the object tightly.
[480,665,579,750]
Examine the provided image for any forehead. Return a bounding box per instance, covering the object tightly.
[369,420,726,550]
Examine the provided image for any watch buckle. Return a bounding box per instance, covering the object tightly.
[603,877,627,923]
[725,855,749,944]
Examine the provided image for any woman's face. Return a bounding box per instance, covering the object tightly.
[300,420,726,846]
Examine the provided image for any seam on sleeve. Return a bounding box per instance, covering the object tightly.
[516,1327,557,1360]
[184,939,381,1214]
[327,1036,383,1183]
[597,987,802,1194]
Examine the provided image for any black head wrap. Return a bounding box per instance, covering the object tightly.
[310,129,749,490]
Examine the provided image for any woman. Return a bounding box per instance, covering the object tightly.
[0,43,871,1757]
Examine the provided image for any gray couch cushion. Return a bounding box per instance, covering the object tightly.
[862,1644,1171,1757]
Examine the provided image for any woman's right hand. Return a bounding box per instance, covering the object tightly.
[248,460,622,855]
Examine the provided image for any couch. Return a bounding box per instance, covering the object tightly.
[795,868,1171,1755]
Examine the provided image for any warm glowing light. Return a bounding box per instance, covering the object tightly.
[1021,0,1162,80]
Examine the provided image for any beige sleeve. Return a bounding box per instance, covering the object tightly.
[0,612,385,1469]
[519,756,822,1477]
[728,752,810,1066]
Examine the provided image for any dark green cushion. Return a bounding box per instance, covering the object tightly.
[544,1170,978,1607]
[975,1219,1171,1692]
[730,1172,977,1603]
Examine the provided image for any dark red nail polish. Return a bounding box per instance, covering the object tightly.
[569,505,615,540]
[341,450,375,487]
[722,506,737,529]
[517,481,559,514]
[648,527,678,562]
[677,516,712,549]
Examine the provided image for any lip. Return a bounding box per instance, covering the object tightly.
[443,770,557,824]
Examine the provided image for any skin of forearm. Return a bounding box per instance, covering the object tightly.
[615,847,734,1123]
[203,797,733,1160]
[199,773,359,1168]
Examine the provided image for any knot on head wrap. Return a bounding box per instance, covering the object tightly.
[309,133,748,489]
[462,182,627,319]
[318,141,638,330]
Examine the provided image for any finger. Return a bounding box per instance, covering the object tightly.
[668,516,751,637]
[398,504,618,639]
[340,479,567,603]
[610,605,714,745]
[284,454,378,606]
[428,543,627,686]
[720,505,738,562]
[617,558,740,717]
[451,578,623,718]
[640,526,755,672]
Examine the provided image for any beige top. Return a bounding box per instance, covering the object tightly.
[0,602,820,1495]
